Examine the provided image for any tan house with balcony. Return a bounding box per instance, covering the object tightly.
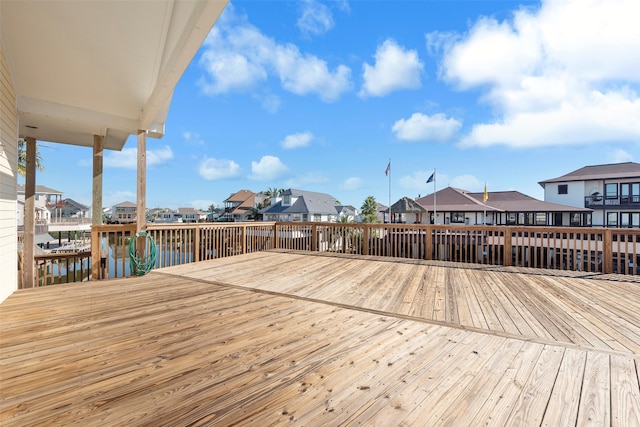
[16,184,62,226]
[223,189,266,221]
[111,201,137,224]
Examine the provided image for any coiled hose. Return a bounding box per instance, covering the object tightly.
[129,231,157,276]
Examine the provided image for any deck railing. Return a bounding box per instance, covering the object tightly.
[19,222,640,288]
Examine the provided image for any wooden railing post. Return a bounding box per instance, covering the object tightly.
[194,224,200,262]
[603,229,613,274]
[363,225,369,256]
[425,226,432,260]
[311,224,317,251]
[242,224,247,254]
[91,226,100,280]
[504,227,513,267]
[273,223,279,249]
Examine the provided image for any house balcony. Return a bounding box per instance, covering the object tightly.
[585,194,640,209]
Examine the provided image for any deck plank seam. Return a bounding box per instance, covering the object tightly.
[151,270,639,359]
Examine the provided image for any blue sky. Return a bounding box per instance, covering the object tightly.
[31,0,640,211]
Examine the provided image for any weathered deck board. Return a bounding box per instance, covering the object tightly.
[2,250,640,426]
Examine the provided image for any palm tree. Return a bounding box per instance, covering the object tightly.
[263,187,285,207]
[360,196,378,223]
[17,138,44,176]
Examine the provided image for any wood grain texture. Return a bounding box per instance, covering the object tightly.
[2,250,640,426]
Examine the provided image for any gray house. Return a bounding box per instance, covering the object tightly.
[261,189,343,222]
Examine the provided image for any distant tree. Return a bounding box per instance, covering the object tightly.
[265,187,284,197]
[263,187,285,207]
[360,196,378,223]
[17,138,44,176]
[247,203,264,221]
[207,204,215,213]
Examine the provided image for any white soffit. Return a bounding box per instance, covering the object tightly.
[0,0,227,151]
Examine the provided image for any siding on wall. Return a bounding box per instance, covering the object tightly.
[0,43,18,303]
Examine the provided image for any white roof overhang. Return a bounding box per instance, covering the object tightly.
[0,0,227,150]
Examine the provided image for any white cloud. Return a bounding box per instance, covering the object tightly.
[341,177,363,190]
[285,172,330,188]
[434,0,640,148]
[459,90,640,147]
[450,174,484,191]
[360,39,423,97]
[104,190,136,208]
[198,4,351,103]
[183,132,205,145]
[297,0,334,37]
[273,45,352,102]
[392,113,461,142]
[249,155,289,180]
[608,149,634,163]
[198,157,241,180]
[147,146,174,167]
[281,132,313,149]
[260,93,281,114]
[104,146,173,170]
[398,171,440,193]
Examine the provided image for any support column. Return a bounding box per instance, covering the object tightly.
[137,130,146,234]
[23,137,37,288]
[92,135,104,225]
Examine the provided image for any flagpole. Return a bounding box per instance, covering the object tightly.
[388,159,391,223]
[483,182,488,225]
[433,169,436,224]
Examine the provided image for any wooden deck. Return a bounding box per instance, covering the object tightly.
[2,250,640,426]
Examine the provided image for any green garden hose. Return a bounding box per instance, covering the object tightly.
[129,231,157,276]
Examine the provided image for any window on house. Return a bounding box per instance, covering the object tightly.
[606,183,618,199]
[621,212,631,227]
[313,214,322,222]
[292,214,300,221]
[535,213,546,225]
[570,213,581,226]
[621,212,640,228]
[451,212,465,223]
[632,184,640,203]
[283,195,291,205]
[607,212,618,227]
[507,213,517,225]
[558,184,568,195]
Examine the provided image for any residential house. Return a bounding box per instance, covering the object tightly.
[111,201,137,224]
[336,205,358,222]
[377,203,389,223]
[176,207,205,223]
[59,199,90,220]
[223,190,266,222]
[415,187,592,226]
[260,189,342,222]
[540,162,640,227]
[390,197,427,224]
[149,208,181,223]
[16,184,63,226]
